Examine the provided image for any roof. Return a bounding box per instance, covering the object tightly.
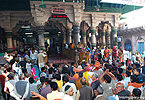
[0,0,30,11]
[118,26,145,36]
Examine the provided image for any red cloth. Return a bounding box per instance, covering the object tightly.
[112,46,117,58]
[0,74,5,87]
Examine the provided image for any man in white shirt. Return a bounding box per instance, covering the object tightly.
[62,85,74,100]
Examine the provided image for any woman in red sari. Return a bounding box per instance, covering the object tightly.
[112,46,117,60]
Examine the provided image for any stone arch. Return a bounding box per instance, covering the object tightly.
[124,39,132,51]
[97,21,113,48]
[12,20,37,49]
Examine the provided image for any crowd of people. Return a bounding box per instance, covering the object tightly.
[0,44,145,100]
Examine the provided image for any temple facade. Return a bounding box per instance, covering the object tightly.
[0,0,143,52]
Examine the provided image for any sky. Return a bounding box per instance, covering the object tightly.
[120,5,145,28]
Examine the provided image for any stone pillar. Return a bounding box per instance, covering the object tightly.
[37,26,45,49]
[13,35,17,49]
[106,28,111,48]
[91,28,96,47]
[82,32,87,46]
[102,31,106,46]
[67,30,72,44]
[73,23,80,45]
[6,32,13,51]
[112,27,118,46]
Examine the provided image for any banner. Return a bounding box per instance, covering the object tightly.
[101,0,145,6]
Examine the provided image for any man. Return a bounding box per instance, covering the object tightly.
[38,49,47,71]
[112,82,130,100]
[90,73,100,90]
[99,69,115,98]
[55,74,63,91]
[61,74,77,100]
[76,78,93,100]
[40,78,51,98]
[37,76,45,93]
[132,88,142,99]
[47,82,64,100]
[104,47,110,59]
[62,85,74,100]
[134,68,145,83]
[123,71,131,88]
[94,86,104,100]
[40,67,47,78]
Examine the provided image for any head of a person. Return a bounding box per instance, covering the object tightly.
[116,74,123,81]
[55,74,61,81]
[64,85,74,96]
[94,86,103,96]
[71,62,75,66]
[41,67,46,72]
[29,77,34,84]
[50,82,58,91]
[132,88,141,98]
[78,71,83,78]
[130,75,138,83]
[40,76,45,84]
[121,62,124,66]
[126,71,131,77]
[45,78,51,85]
[7,73,14,80]
[80,78,87,85]
[49,63,53,68]
[62,74,69,83]
[103,74,111,83]
[92,73,98,81]
[105,46,108,50]
[116,82,124,93]
[118,68,123,74]
[27,59,31,63]
[133,68,140,75]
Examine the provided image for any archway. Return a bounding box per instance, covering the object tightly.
[124,39,132,51]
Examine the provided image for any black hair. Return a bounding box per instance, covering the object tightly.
[112,66,117,72]
[134,68,141,74]
[127,66,133,70]
[117,74,123,81]
[121,62,124,65]
[133,88,141,98]
[41,67,46,72]
[45,78,51,84]
[126,71,131,77]
[6,67,12,72]
[55,74,61,80]
[131,75,138,83]
[78,71,83,78]
[71,62,75,66]
[40,76,45,83]
[62,74,69,83]
[50,82,58,91]
[112,71,118,77]
[7,73,14,79]
[29,77,34,84]
[103,74,111,83]
[118,68,123,74]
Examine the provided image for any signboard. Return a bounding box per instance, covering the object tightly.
[101,0,145,6]
[52,7,65,14]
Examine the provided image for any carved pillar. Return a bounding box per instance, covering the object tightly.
[6,32,13,51]
[67,30,72,44]
[73,23,80,45]
[37,26,45,49]
[13,35,17,49]
[82,32,87,46]
[112,27,118,46]
[91,28,96,47]
[106,25,112,48]
[102,31,106,46]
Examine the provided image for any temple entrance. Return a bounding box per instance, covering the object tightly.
[44,20,67,57]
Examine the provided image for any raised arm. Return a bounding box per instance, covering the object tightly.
[99,69,109,84]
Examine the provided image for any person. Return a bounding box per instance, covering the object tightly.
[133,68,145,83]
[61,85,74,100]
[37,76,45,93]
[55,74,63,91]
[38,49,47,71]
[123,71,131,88]
[47,82,64,100]
[94,86,104,100]
[75,78,93,100]
[104,47,110,59]
[90,73,100,90]
[75,71,83,90]
[26,59,32,75]
[118,47,124,62]
[61,74,77,100]
[132,88,142,100]
[40,78,51,99]
[112,46,117,60]
[131,53,136,63]
[4,73,17,100]
[112,82,130,100]
[40,67,47,78]
[99,69,115,98]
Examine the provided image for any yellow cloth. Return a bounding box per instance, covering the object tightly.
[84,71,93,86]
[75,78,82,90]
[56,80,63,91]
